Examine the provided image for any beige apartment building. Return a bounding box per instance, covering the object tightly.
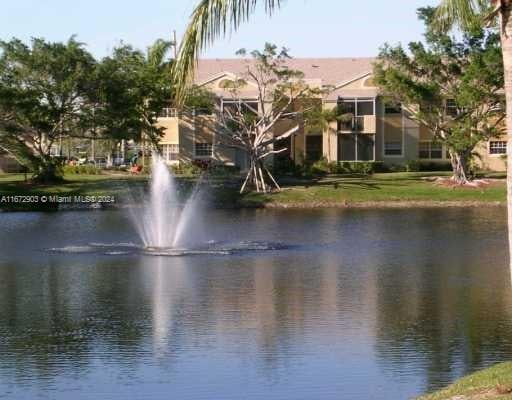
[158,58,508,172]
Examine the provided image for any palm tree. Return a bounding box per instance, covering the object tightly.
[435,0,512,272]
[172,0,281,100]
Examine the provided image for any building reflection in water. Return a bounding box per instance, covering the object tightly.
[0,207,511,399]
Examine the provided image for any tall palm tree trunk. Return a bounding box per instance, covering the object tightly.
[502,1,512,273]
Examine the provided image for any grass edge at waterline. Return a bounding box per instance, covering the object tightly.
[417,362,512,400]
[0,171,506,211]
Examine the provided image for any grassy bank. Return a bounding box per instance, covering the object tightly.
[239,172,505,207]
[0,173,149,211]
[418,362,512,400]
[0,171,506,211]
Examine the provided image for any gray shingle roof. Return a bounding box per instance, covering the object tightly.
[195,57,375,87]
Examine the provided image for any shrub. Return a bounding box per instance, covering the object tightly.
[352,162,376,175]
[170,162,202,176]
[303,160,385,176]
[209,164,240,176]
[405,159,421,172]
[273,157,305,177]
[63,164,101,175]
[385,163,407,172]
[418,161,452,172]
[310,157,329,175]
[335,161,383,174]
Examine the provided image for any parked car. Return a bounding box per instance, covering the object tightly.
[112,157,125,166]
[94,158,108,168]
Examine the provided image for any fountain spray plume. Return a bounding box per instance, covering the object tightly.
[130,154,205,249]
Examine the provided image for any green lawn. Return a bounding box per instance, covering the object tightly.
[0,171,506,211]
[418,362,512,400]
[239,172,506,206]
[0,173,150,210]
[0,173,148,196]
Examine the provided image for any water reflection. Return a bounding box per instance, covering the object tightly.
[0,208,510,399]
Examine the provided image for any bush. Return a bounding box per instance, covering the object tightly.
[170,162,202,176]
[306,160,385,176]
[406,159,421,172]
[63,164,101,175]
[418,161,452,172]
[209,164,240,176]
[273,157,305,177]
[310,157,330,175]
[382,163,406,173]
[336,161,384,174]
[274,158,388,177]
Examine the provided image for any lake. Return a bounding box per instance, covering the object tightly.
[0,207,510,399]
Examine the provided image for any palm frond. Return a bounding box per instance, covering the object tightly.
[148,39,172,68]
[434,0,488,32]
[172,0,282,103]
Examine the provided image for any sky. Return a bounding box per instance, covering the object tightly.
[1,0,439,60]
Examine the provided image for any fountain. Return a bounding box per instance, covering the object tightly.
[131,155,204,250]
[47,156,289,257]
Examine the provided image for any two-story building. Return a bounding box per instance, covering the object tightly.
[156,57,508,172]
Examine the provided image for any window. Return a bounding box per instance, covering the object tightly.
[306,136,323,161]
[383,112,403,156]
[162,144,179,162]
[339,134,356,161]
[430,142,443,159]
[385,142,402,156]
[446,99,458,117]
[490,141,507,155]
[419,141,444,159]
[338,134,375,161]
[385,102,402,114]
[357,134,374,161]
[158,108,178,118]
[195,143,213,157]
[357,101,374,116]
[419,142,429,159]
[337,98,375,131]
[222,99,258,115]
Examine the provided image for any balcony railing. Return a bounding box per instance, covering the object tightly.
[158,108,178,118]
[338,116,365,132]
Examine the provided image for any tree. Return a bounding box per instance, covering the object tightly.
[374,7,504,184]
[213,43,319,193]
[92,40,174,154]
[434,0,512,269]
[172,0,282,101]
[0,37,96,181]
[0,37,174,180]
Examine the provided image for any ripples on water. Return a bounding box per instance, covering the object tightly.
[0,208,510,400]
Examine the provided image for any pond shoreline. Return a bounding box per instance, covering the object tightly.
[261,200,506,209]
[0,200,505,212]
[0,172,506,212]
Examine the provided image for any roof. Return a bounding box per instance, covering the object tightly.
[194,57,377,98]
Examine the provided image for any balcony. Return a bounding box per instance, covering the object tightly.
[338,115,376,133]
[158,108,178,118]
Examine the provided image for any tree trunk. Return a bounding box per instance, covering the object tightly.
[91,136,95,162]
[33,154,63,183]
[448,149,470,185]
[240,155,278,193]
[121,139,126,162]
[501,2,512,276]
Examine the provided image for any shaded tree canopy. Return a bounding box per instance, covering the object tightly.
[0,37,178,180]
[0,37,96,181]
[374,7,505,183]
